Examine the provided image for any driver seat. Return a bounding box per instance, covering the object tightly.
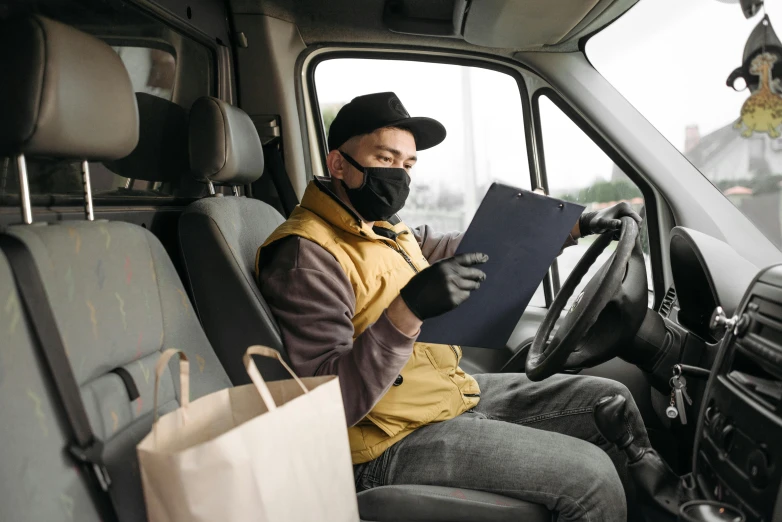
[178,97,552,522]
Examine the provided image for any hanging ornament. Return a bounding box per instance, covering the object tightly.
[726,15,781,93]
[734,52,782,137]
[729,14,782,138]
[740,0,764,19]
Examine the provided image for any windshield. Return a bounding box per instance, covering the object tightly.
[588,0,782,249]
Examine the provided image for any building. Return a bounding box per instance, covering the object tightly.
[684,123,782,247]
[685,124,782,183]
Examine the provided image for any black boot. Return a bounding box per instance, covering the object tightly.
[594,395,684,520]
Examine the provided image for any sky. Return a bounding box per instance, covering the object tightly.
[314,0,781,196]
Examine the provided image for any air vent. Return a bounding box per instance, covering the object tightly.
[660,287,677,316]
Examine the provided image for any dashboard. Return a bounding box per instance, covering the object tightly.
[692,265,782,521]
[640,228,760,436]
[667,228,782,520]
[668,227,758,341]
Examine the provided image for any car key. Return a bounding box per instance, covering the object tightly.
[672,375,691,425]
[666,387,678,419]
[675,375,693,407]
[680,376,693,406]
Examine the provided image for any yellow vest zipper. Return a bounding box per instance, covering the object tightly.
[385,239,460,366]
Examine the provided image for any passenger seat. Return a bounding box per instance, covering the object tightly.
[179,97,290,384]
[0,15,231,521]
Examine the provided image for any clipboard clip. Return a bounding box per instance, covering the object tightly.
[531,187,566,210]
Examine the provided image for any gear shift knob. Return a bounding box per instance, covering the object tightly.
[594,395,646,464]
[594,395,635,449]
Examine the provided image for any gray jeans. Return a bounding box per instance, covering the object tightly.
[354,372,650,522]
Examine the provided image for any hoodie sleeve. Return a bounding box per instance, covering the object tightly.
[412,224,463,263]
[257,236,415,426]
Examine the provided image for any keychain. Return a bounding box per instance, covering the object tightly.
[666,366,694,424]
[666,388,679,419]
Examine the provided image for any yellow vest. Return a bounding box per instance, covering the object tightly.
[256,180,480,464]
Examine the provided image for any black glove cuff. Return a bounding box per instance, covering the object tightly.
[579,211,597,237]
[399,286,425,321]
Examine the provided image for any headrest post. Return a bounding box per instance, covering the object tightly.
[15,154,33,225]
[81,160,95,221]
[207,180,216,196]
[232,186,241,197]
[124,178,135,190]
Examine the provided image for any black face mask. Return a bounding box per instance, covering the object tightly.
[338,151,411,222]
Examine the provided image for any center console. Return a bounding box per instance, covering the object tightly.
[693,265,782,521]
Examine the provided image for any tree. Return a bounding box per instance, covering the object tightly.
[557,180,641,204]
[577,180,641,203]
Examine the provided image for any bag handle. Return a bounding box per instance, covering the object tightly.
[153,349,190,425]
[243,345,308,411]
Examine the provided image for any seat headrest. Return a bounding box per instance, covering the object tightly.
[188,97,264,186]
[0,15,138,160]
[106,93,188,182]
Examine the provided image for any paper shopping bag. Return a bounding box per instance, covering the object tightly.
[137,346,359,522]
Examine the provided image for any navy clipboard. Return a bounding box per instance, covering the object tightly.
[416,183,584,349]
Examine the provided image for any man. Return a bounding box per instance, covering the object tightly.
[256,92,646,521]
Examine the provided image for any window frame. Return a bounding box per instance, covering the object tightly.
[306,50,538,187]
[104,37,178,56]
[0,0,227,211]
[304,49,562,306]
[131,0,229,103]
[532,88,664,308]
[93,2,223,205]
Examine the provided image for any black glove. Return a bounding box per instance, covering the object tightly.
[400,252,489,320]
[579,201,642,238]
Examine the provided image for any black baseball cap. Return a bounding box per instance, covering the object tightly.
[327,92,446,151]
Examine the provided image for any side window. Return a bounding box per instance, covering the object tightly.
[537,95,654,307]
[0,1,214,205]
[314,58,547,307]
[113,46,176,101]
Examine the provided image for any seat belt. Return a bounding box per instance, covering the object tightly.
[248,115,299,216]
[263,143,299,216]
[0,234,119,522]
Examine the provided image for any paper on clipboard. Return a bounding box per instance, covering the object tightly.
[417,183,584,349]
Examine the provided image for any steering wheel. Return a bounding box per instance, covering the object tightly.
[525,216,648,381]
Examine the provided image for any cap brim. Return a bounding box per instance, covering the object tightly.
[388,116,446,151]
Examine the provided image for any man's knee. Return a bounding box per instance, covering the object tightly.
[581,375,630,400]
[578,376,639,414]
[581,375,648,446]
